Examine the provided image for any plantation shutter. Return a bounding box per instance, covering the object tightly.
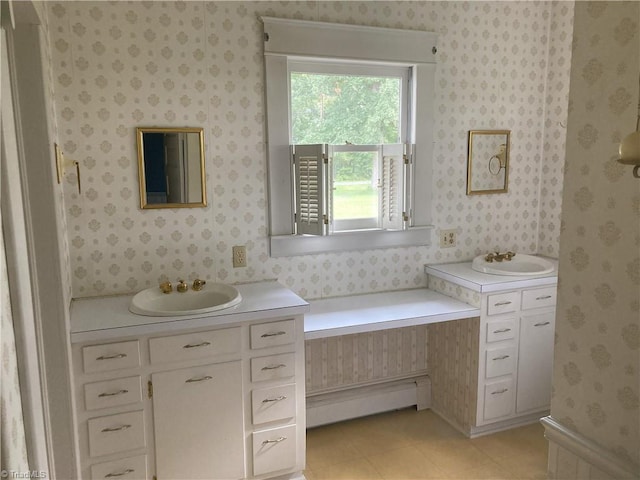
[293,144,327,236]
[381,144,406,230]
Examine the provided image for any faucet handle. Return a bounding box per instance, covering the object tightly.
[159,281,172,294]
[176,279,188,293]
[192,279,206,291]
[504,251,516,261]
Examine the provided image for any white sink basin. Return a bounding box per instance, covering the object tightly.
[129,283,242,316]
[471,254,555,276]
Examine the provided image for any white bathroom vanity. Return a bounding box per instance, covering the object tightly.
[425,257,558,437]
[69,281,308,480]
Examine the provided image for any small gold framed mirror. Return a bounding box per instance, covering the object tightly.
[467,130,510,195]
[136,127,207,209]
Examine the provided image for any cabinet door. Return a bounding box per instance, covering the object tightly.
[516,312,555,413]
[152,361,245,480]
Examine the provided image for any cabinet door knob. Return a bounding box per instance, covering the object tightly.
[491,388,509,395]
[494,301,512,306]
[536,295,552,300]
[534,321,551,327]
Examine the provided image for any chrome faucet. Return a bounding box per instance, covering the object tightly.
[176,279,189,293]
[192,279,206,291]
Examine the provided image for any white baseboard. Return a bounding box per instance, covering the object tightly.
[306,376,430,428]
[542,416,639,480]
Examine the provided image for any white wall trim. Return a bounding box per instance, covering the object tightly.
[270,226,432,257]
[262,17,437,251]
[7,14,78,478]
[542,416,639,479]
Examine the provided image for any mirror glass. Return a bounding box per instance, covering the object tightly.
[136,127,207,209]
[467,130,510,195]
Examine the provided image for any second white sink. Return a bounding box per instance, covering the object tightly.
[129,283,242,316]
[471,254,555,276]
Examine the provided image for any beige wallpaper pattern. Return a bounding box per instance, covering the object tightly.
[552,1,639,468]
[46,1,572,300]
[305,326,428,394]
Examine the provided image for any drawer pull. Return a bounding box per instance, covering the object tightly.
[492,355,510,361]
[535,295,552,300]
[493,328,512,334]
[183,341,212,349]
[494,301,512,306]
[98,389,129,398]
[101,424,131,433]
[261,331,287,338]
[261,364,286,371]
[105,469,135,478]
[185,375,213,383]
[491,388,509,395]
[534,321,551,327]
[262,395,287,403]
[96,353,127,361]
[262,436,287,445]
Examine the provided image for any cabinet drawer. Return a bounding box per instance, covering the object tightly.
[83,341,141,374]
[485,346,517,379]
[486,291,519,316]
[251,353,295,382]
[84,376,142,411]
[251,319,296,349]
[483,378,514,421]
[252,384,296,425]
[149,327,240,364]
[88,410,146,458]
[90,455,147,480]
[522,286,557,310]
[486,318,516,343]
[252,424,297,477]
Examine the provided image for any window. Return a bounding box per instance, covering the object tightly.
[263,17,437,256]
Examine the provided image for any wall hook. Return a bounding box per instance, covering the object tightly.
[54,143,81,194]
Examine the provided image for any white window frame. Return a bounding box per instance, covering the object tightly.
[263,17,437,257]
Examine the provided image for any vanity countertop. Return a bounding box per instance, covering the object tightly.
[70,280,309,343]
[425,257,558,293]
[305,288,481,340]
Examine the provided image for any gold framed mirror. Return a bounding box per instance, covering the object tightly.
[136,127,207,209]
[467,130,510,195]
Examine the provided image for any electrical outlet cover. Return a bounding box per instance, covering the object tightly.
[440,229,457,248]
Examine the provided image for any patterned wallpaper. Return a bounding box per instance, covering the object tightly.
[551,1,639,468]
[46,1,573,299]
[539,0,573,258]
[305,326,428,394]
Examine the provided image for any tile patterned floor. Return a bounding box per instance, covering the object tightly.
[305,408,548,480]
